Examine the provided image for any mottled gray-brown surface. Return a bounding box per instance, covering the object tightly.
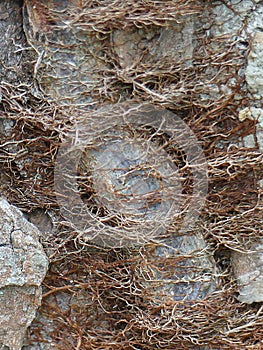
[0,198,48,350]
[0,0,263,349]
[0,0,30,83]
